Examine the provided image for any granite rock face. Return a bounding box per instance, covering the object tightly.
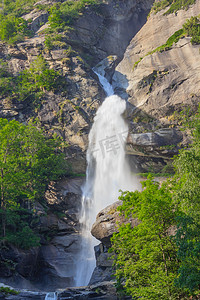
[111,1,200,171]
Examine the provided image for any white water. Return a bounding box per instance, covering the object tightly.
[75,72,139,286]
[45,292,57,300]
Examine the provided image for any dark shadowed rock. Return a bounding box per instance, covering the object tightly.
[89,243,114,285]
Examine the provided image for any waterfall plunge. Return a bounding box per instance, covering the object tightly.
[75,72,139,286]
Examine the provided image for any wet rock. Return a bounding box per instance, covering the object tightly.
[130,128,182,147]
[58,281,128,300]
[4,292,45,300]
[93,56,118,83]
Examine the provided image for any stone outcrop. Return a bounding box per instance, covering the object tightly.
[91,201,139,248]
[113,0,200,99]
[33,178,84,291]
[90,201,139,285]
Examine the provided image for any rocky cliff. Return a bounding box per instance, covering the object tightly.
[0,0,153,174]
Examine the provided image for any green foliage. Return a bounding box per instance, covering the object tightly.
[48,0,100,30]
[183,16,200,44]
[111,107,200,298]
[0,0,38,43]
[1,208,40,249]
[110,177,184,300]
[0,56,66,104]
[44,34,67,51]
[164,0,196,15]
[0,15,32,44]
[0,286,19,296]
[150,0,172,14]
[173,109,200,293]
[150,0,196,15]
[0,118,68,247]
[0,0,37,17]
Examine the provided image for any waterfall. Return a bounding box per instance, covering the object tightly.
[75,71,138,286]
[45,292,57,300]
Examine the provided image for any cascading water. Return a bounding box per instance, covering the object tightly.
[75,71,139,286]
[45,292,57,300]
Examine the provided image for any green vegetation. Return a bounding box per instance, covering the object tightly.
[0,0,38,44]
[110,108,200,299]
[110,177,184,300]
[134,16,200,69]
[173,110,200,293]
[0,15,32,44]
[0,286,19,296]
[0,0,37,17]
[151,0,196,15]
[0,56,66,105]
[183,16,200,44]
[0,118,68,249]
[0,0,100,44]
[48,0,100,31]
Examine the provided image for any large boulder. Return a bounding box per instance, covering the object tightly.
[91,201,139,248]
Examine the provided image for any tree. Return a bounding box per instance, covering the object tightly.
[110,177,186,300]
[173,110,200,294]
[0,118,67,239]
[0,15,30,44]
[110,107,200,299]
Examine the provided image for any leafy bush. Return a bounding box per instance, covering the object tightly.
[0,15,32,44]
[110,108,200,298]
[6,226,40,249]
[110,177,186,300]
[1,0,37,17]
[151,0,196,15]
[0,287,19,296]
[0,0,38,43]
[183,16,200,44]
